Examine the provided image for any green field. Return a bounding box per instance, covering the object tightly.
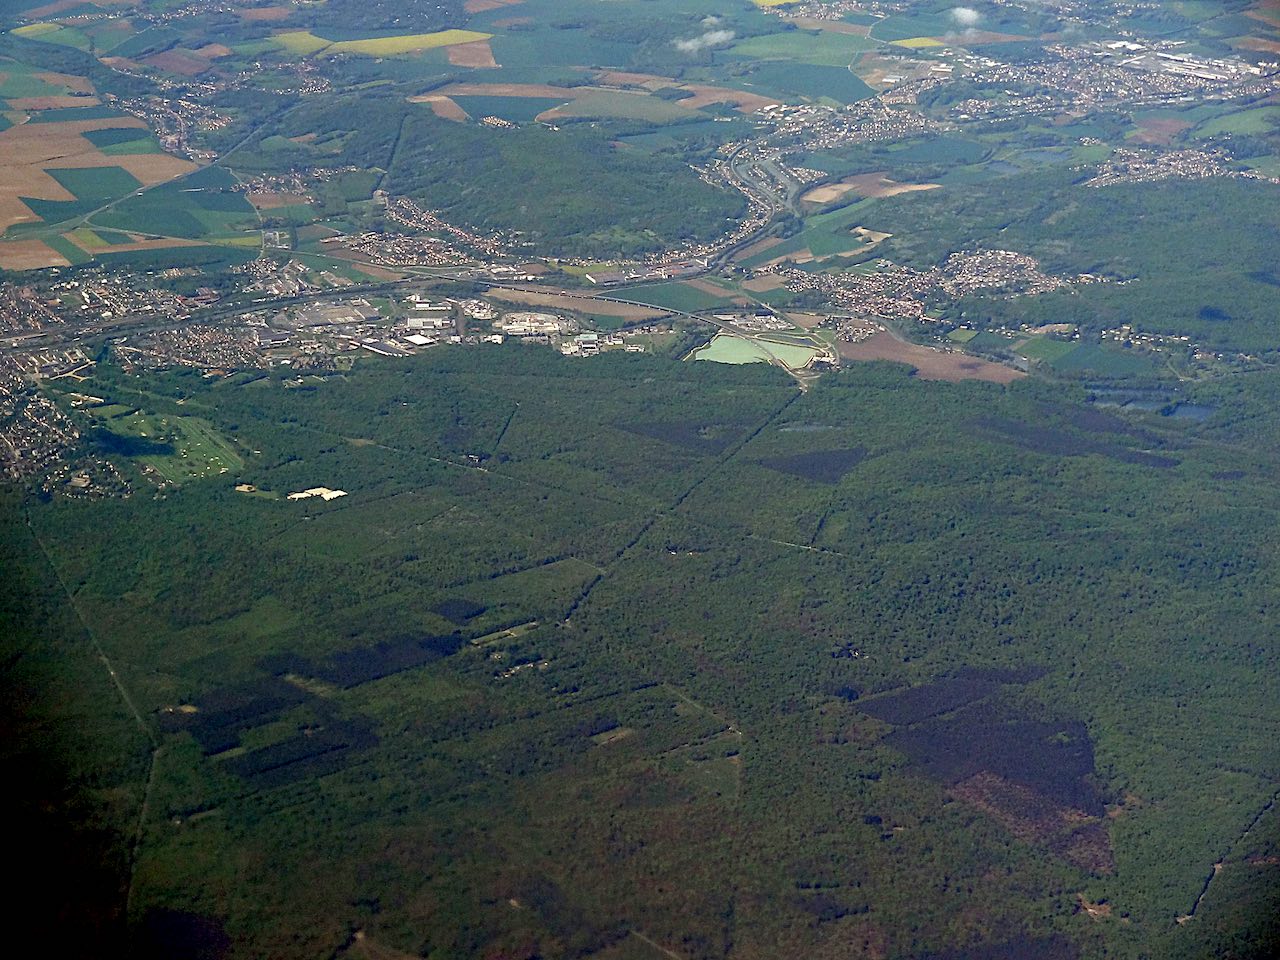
[16,166,143,227]
[619,281,734,312]
[1015,337,1078,362]
[86,406,243,482]
[742,61,875,105]
[326,29,491,56]
[1047,343,1161,377]
[82,126,162,155]
[729,30,879,66]
[446,94,566,123]
[95,178,256,239]
[1192,105,1280,138]
[546,89,701,125]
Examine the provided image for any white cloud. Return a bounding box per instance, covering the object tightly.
[675,29,735,53]
[950,6,982,27]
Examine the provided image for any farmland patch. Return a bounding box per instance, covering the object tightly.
[838,332,1024,384]
[0,236,70,269]
[447,39,498,68]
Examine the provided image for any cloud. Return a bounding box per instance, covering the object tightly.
[702,15,722,27]
[950,6,981,27]
[675,28,735,53]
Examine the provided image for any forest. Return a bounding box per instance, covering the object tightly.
[6,345,1279,960]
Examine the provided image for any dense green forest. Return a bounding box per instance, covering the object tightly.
[6,346,1278,959]
[388,116,747,257]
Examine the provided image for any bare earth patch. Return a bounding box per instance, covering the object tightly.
[447,40,498,68]
[143,50,210,76]
[785,312,826,330]
[839,331,1024,384]
[415,96,469,122]
[463,0,523,12]
[677,83,778,114]
[683,277,732,297]
[741,274,786,292]
[24,0,83,17]
[489,288,667,320]
[800,182,855,205]
[732,235,784,262]
[1234,36,1280,54]
[35,71,95,94]
[1078,895,1113,919]
[594,70,669,89]
[806,172,941,204]
[950,30,1031,44]
[194,43,233,59]
[1132,116,1192,146]
[237,5,292,21]
[247,190,310,209]
[786,17,872,36]
[6,95,100,110]
[430,82,576,98]
[0,238,70,270]
[99,56,145,71]
[590,72,777,113]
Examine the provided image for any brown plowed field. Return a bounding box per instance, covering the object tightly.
[488,288,667,320]
[838,332,1024,383]
[677,84,778,113]
[36,71,94,94]
[742,274,786,292]
[414,95,469,122]
[803,172,941,204]
[430,82,575,98]
[447,40,498,68]
[1132,116,1192,146]
[732,235,783,262]
[247,190,310,209]
[0,238,70,270]
[24,0,82,17]
[143,51,210,76]
[0,117,195,232]
[237,5,291,21]
[464,0,523,12]
[6,95,100,110]
[1234,36,1280,53]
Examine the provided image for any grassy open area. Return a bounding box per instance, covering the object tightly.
[85,405,243,483]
